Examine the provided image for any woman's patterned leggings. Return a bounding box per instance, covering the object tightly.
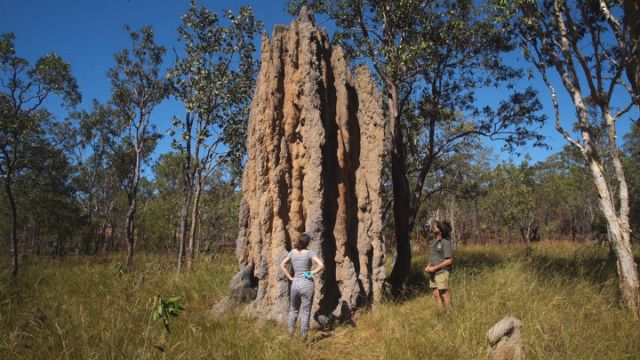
[288,278,315,337]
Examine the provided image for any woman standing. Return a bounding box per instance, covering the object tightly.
[280,232,324,338]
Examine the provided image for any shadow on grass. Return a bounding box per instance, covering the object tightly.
[527,252,619,286]
[384,244,637,304]
[386,248,509,304]
[454,250,507,273]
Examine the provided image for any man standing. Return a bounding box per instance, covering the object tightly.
[425,220,453,311]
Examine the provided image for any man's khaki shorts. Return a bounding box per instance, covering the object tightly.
[429,270,449,290]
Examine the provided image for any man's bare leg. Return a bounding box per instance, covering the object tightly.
[440,289,451,311]
[433,289,443,308]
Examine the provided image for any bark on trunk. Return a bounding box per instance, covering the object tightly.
[195,217,202,259]
[588,154,639,318]
[125,150,142,269]
[600,105,637,316]
[387,88,412,296]
[448,197,457,245]
[575,96,638,316]
[177,187,191,274]
[177,112,193,274]
[141,199,149,254]
[95,202,113,254]
[125,197,136,268]
[186,183,203,270]
[5,170,19,276]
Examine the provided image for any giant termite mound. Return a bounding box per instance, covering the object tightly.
[217,7,386,325]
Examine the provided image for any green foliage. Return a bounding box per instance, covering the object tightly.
[152,295,185,333]
[418,143,604,244]
[127,153,242,254]
[107,25,166,170]
[112,261,125,277]
[0,32,81,175]
[483,160,536,241]
[167,1,262,175]
[142,153,183,249]
[0,33,81,111]
[66,101,126,253]
[0,32,81,273]
[31,53,81,107]
[108,26,166,118]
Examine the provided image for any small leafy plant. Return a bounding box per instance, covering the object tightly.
[112,261,125,277]
[152,296,185,333]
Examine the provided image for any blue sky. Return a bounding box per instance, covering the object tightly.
[1,0,637,169]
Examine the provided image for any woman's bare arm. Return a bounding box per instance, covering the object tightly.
[311,256,324,275]
[280,257,294,281]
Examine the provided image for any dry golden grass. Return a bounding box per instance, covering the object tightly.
[1,241,639,359]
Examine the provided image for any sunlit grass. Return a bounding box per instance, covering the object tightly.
[1,242,639,359]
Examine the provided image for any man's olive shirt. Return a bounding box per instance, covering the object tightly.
[429,238,452,274]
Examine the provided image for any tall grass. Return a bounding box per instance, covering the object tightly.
[1,242,638,359]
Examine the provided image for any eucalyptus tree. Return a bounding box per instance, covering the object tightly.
[0,33,80,275]
[149,152,184,252]
[404,0,546,234]
[495,0,640,317]
[197,169,242,255]
[168,1,261,272]
[67,101,122,254]
[108,26,167,268]
[288,0,545,294]
[19,141,80,257]
[541,150,600,241]
[414,144,494,245]
[483,161,538,245]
